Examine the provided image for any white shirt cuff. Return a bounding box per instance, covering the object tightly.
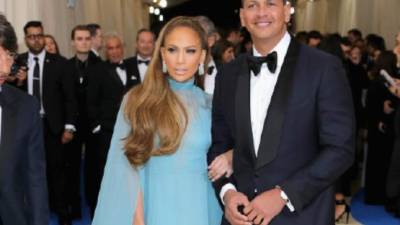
[220,183,236,205]
[92,125,101,134]
[280,190,295,212]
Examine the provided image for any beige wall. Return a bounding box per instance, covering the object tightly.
[295,0,400,49]
[0,0,150,58]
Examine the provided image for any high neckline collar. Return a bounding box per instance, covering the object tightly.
[168,77,195,90]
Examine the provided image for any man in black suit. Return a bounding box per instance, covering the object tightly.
[125,28,155,82]
[208,1,355,225]
[64,25,102,219]
[0,14,48,225]
[86,32,140,216]
[87,23,103,59]
[16,21,77,225]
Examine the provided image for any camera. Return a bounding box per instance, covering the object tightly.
[10,55,27,76]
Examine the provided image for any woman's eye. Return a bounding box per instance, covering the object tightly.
[186,49,197,54]
[167,47,176,53]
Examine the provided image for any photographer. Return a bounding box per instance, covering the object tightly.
[0,14,49,225]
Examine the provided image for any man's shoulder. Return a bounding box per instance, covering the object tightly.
[124,56,137,66]
[298,43,342,66]
[3,84,39,110]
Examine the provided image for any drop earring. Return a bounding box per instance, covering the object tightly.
[198,63,204,75]
[162,61,167,73]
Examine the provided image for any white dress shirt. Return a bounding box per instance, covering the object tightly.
[204,59,217,95]
[137,55,150,82]
[220,32,295,212]
[28,50,45,115]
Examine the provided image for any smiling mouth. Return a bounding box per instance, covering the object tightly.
[255,21,272,27]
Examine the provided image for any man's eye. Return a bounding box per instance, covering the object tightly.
[186,49,197,54]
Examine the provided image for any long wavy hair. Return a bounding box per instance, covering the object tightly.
[124,16,208,167]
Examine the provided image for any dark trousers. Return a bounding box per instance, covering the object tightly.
[85,129,113,218]
[65,115,90,213]
[43,118,69,219]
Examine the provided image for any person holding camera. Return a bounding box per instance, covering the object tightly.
[0,14,49,225]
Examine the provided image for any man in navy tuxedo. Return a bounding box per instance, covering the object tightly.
[208,0,355,224]
[0,14,48,225]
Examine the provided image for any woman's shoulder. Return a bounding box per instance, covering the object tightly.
[192,86,212,109]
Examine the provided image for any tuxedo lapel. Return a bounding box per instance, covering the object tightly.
[42,53,52,94]
[125,58,140,86]
[255,39,301,169]
[0,85,18,166]
[107,66,125,88]
[235,54,256,163]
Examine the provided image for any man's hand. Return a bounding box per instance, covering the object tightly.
[208,149,233,181]
[383,100,395,114]
[244,188,286,225]
[15,67,27,86]
[61,130,74,144]
[223,190,252,225]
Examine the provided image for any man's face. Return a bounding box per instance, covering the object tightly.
[25,26,45,54]
[136,31,155,58]
[92,29,103,50]
[73,30,92,54]
[240,0,290,45]
[105,37,124,63]
[0,46,14,85]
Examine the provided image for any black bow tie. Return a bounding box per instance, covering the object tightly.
[111,62,126,70]
[138,59,150,65]
[247,51,278,75]
[207,66,215,75]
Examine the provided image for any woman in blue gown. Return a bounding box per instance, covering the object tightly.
[92,16,230,225]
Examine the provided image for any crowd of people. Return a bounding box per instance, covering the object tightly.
[1,0,400,225]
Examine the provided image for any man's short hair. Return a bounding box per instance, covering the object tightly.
[23,21,43,35]
[86,23,101,37]
[348,28,362,39]
[308,30,323,40]
[0,14,17,53]
[103,31,123,45]
[241,0,287,6]
[71,25,90,40]
[136,28,155,41]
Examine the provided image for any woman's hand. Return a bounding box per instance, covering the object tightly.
[208,149,233,182]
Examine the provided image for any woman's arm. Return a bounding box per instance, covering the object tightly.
[133,189,145,225]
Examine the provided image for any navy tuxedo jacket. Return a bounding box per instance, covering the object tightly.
[0,84,48,225]
[209,39,355,225]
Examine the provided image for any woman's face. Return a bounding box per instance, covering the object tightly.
[222,46,235,64]
[44,37,57,54]
[161,26,206,83]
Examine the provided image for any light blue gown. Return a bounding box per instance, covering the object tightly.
[92,78,222,225]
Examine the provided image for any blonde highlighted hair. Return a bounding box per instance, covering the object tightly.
[124,16,208,167]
